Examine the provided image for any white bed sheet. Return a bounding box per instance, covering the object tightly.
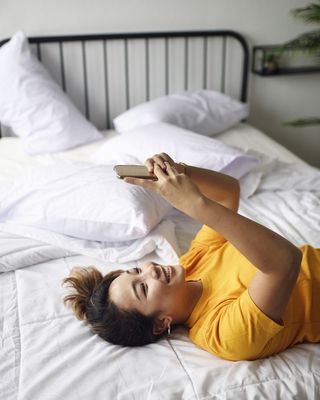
[2,243,320,400]
[1,123,320,400]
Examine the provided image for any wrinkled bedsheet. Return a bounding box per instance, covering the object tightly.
[1,154,320,400]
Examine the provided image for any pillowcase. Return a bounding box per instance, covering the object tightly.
[113,89,248,136]
[0,162,171,242]
[0,31,103,155]
[91,123,260,179]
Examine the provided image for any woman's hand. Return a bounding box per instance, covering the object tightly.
[124,161,204,216]
[144,152,185,175]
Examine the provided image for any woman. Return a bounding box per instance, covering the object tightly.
[63,153,320,361]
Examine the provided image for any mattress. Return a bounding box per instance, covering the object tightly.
[1,123,320,400]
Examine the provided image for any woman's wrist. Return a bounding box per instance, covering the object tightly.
[185,194,209,221]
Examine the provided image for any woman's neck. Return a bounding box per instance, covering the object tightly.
[175,280,203,325]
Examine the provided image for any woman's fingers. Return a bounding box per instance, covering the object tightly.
[160,153,175,165]
[165,162,178,178]
[153,155,166,169]
[124,177,156,190]
[144,153,175,172]
[145,158,155,172]
[153,163,169,180]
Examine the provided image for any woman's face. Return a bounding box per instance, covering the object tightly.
[108,261,187,322]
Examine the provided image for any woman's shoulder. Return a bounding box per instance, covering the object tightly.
[188,224,227,250]
[179,225,228,274]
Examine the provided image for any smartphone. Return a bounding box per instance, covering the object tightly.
[113,165,157,180]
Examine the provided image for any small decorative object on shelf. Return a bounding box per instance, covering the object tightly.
[262,52,279,75]
[252,45,320,76]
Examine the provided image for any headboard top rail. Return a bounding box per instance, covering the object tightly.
[1,29,248,45]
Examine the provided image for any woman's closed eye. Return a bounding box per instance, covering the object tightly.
[134,267,148,298]
[141,283,147,297]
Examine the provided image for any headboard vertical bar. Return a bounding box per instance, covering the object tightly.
[221,37,226,94]
[203,36,208,89]
[59,42,66,91]
[145,39,150,101]
[103,40,110,129]
[36,43,42,61]
[82,41,90,120]
[124,39,130,110]
[240,41,249,103]
[165,38,169,95]
[184,37,189,90]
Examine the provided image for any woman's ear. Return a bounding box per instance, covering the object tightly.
[153,315,172,335]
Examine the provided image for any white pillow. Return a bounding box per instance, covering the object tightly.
[91,123,260,179]
[0,162,171,242]
[113,90,248,136]
[0,31,103,155]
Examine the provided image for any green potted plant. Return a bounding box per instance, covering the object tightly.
[282,0,320,127]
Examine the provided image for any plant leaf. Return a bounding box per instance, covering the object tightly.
[292,1,320,24]
[280,30,320,54]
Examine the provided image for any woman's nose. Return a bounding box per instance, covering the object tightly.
[151,267,159,279]
[143,262,160,280]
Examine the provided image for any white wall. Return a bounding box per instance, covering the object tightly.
[1,0,319,166]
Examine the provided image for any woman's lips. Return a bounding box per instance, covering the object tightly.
[161,266,169,283]
[161,265,174,283]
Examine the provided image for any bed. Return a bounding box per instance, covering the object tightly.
[0,30,319,400]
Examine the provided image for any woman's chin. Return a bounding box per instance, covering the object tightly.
[174,264,185,284]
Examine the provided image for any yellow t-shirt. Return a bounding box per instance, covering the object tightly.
[179,225,320,361]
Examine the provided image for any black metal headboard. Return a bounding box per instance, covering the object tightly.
[0,30,249,136]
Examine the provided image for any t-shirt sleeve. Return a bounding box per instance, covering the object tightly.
[202,290,285,361]
[190,224,227,249]
[179,225,227,267]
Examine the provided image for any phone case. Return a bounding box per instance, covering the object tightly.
[113,165,156,180]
